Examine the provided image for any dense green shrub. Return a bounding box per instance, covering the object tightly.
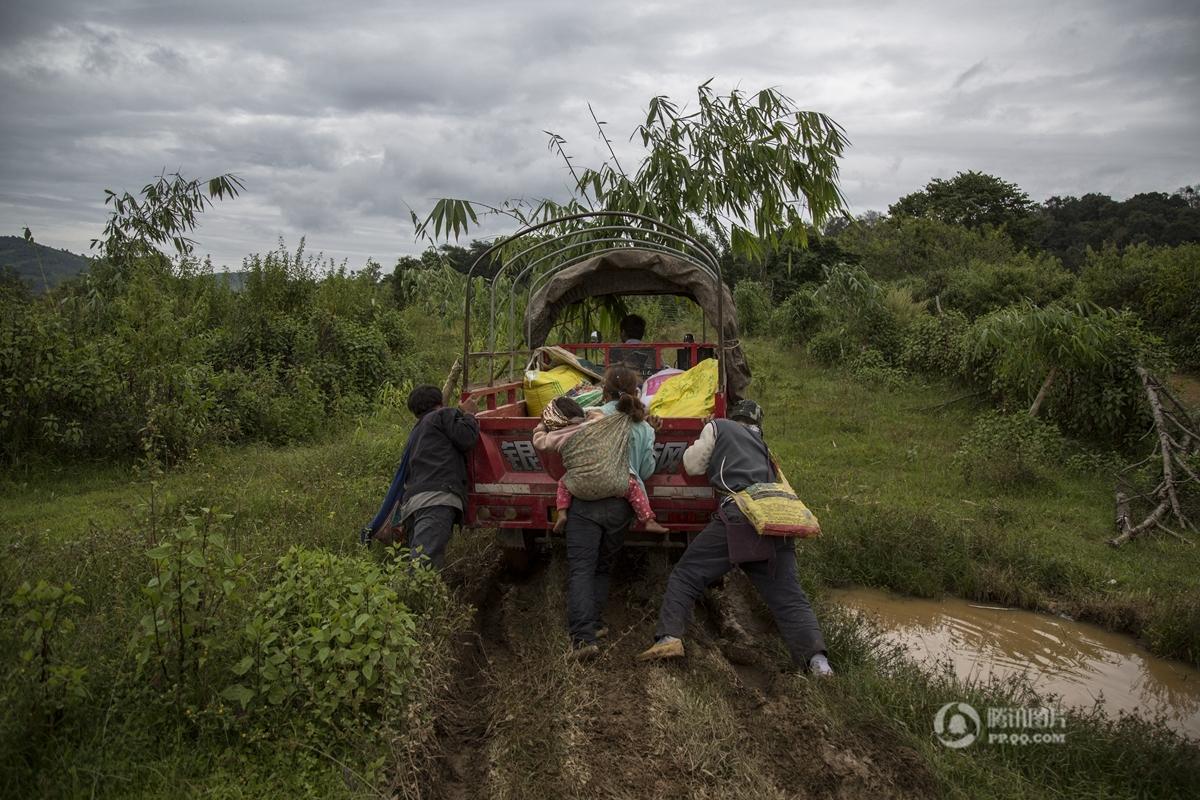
[733,279,772,335]
[1078,243,1200,368]
[0,242,413,464]
[769,289,824,342]
[848,348,908,389]
[963,303,1167,442]
[920,252,1075,318]
[812,264,904,360]
[837,216,1019,281]
[7,581,88,720]
[806,329,846,365]
[224,548,421,731]
[900,311,969,376]
[954,412,1065,486]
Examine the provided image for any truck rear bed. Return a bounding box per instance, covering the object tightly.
[462,381,723,541]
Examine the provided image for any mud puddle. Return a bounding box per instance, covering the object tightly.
[831,587,1200,738]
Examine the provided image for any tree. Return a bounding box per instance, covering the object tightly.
[722,233,852,301]
[414,81,849,264]
[92,170,244,269]
[889,171,1035,241]
[1032,189,1200,269]
[1177,184,1200,209]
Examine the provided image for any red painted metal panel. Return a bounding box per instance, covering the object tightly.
[462,342,723,537]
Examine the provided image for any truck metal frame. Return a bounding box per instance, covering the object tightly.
[457,212,736,558]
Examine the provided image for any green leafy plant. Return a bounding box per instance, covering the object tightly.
[222,547,422,731]
[415,82,849,265]
[134,506,244,706]
[92,170,244,267]
[963,302,1167,441]
[8,580,88,717]
[769,288,823,342]
[920,251,1075,318]
[953,412,1065,487]
[1078,243,1200,369]
[848,348,909,390]
[899,311,969,376]
[733,279,772,336]
[806,329,845,365]
[809,263,904,360]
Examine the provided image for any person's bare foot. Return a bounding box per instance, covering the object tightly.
[553,512,568,533]
[642,518,669,534]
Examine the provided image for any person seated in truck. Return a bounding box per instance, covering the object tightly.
[619,313,646,344]
[533,395,669,536]
[613,314,655,376]
[636,400,833,676]
[362,385,479,570]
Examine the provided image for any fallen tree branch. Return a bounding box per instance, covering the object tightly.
[1109,497,1171,547]
[1111,367,1199,546]
[914,390,987,412]
[1142,366,1185,527]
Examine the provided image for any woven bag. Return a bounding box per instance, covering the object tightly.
[560,412,633,501]
[730,462,822,538]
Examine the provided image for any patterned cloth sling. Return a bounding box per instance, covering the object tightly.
[560,412,634,501]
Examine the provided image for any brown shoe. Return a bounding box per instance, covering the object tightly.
[637,637,684,662]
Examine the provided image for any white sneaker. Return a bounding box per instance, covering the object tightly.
[808,653,834,677]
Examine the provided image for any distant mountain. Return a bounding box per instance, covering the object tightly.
[0,236,91,290]
[0,238,255,293]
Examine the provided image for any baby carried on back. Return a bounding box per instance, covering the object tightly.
[531,366,668,534]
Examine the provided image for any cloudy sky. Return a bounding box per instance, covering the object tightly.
[1,0,1197,270]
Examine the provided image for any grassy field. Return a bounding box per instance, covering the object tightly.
[2,335,1199,798]
[745,340,1200,667]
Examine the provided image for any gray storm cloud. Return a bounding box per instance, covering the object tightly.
[0,0,1196,269]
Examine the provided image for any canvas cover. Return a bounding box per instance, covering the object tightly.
[523,249,751,400]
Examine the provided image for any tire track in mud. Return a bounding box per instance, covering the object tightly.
[427,547,936,800]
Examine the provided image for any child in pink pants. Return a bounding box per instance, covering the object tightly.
[532,395,668,534]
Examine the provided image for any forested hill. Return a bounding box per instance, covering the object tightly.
[0,236,91,290]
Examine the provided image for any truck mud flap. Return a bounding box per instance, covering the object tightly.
[496,529,527,549]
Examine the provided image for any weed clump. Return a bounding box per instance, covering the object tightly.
[225,547,424,731]
[953,412,1064,487]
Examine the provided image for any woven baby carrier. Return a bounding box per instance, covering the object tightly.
[560,412,634,501]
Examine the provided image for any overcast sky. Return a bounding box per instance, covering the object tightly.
[1,0,1197,270]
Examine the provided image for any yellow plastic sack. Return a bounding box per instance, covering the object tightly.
[648,358,718,418]
[524,365,587,417]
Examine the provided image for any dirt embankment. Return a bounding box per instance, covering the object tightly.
[418,543,935,800]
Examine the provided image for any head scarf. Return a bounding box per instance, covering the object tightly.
[541,398,574,430]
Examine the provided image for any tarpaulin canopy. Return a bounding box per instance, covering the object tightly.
[522,248,751,400]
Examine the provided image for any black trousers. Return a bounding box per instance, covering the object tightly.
[655,507,827,666]
[564,497,632,646]
[406,505,457,570]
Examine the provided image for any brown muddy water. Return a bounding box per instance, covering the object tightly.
[830,588,1200,739]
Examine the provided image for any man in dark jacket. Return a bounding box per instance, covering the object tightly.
[637,400,831,675]
[395,385,479,569]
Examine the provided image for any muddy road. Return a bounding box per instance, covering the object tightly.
[422,540,935,800]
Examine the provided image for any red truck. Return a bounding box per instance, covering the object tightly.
[455,213,751,567]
